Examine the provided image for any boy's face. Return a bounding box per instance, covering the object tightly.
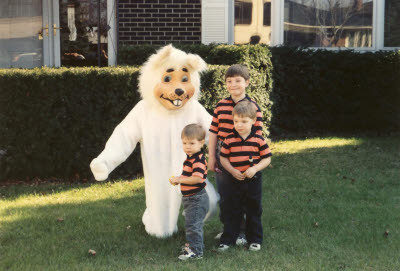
[182,137,204,156]
[226,76,249,97]
[233,115,256,136]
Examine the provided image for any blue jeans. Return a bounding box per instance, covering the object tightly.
[182,188,209,256]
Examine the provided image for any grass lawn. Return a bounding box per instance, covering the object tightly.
[1,136,399,271]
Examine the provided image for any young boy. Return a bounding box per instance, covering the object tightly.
[218,101,271,251]
[169,124,209,260]
[208,64,263,245]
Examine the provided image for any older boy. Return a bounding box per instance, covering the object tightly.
[208,64,263,244]
[218,101,271,251]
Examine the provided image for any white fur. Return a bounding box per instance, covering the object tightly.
[90,45,218,238]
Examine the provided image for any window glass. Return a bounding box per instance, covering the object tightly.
[59,0,108,67]
[235,0,252,25]
[0,0,43,68]
[234,0,271,45]
[384,0,400,47]
[284,0,373,47]
[263,1,271,26]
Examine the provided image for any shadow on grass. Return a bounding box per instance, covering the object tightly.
[0,190,194,269]
[0,178,144,201]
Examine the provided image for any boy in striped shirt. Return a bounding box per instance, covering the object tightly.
[218,101,272,252]
[208,64,263,244]
[169,124,209,260]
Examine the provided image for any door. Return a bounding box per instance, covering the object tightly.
[0,0,60,68]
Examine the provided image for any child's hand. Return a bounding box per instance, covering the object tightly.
[231,169,245,181]
[208,156,217,172]
[244,167,257,179]
[169,176,180,186]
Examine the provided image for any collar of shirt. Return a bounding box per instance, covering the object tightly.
[228,94,251,106]
[186,149,204,159]
[232,125,257,141]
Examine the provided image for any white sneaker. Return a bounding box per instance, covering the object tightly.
[217,244,230,252]
[214,232,223,240]
[178,247,202,261]
[236,236,248,246]
[248,243,261,251]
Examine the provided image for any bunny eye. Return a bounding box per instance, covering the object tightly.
[164,75,172,82]
[182,75,188,82]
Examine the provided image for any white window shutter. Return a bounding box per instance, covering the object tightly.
[201,0,229,44]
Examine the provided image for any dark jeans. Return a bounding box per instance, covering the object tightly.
[182,188,209,256]
[215,141,246,233]
[220,171,263,246]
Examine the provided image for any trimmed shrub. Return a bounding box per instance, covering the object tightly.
[269,47,400,134]
[0,64,271,181]
[0,67,141,181]
[118,44,216,66]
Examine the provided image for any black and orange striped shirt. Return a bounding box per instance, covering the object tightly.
[220,127,272,173]
[180,151,207,197]
[209,95,263,141]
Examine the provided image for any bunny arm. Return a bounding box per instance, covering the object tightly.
[90,101,144,181]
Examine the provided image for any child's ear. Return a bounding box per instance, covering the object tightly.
[252,117,257,125]
[201,139,205,145]
[245,79,250,87]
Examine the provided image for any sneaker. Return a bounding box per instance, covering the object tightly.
[181,243,189,253]
[236,236,248,246]
[248,243,261,251]
[178,247,202,261]
[214,232,223,240]
[217,244,230,252]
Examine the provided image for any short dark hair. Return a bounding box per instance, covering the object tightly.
[225,64,250,81]
[181,124,206,141]
[232,100,257,119]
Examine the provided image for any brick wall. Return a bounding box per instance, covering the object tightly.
[118,0,201,45]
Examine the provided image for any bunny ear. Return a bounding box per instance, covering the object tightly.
[186,54,207,73]
[147,44,175,69]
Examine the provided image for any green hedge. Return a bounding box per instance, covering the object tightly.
[118,43,271,66]
[269,47,400,134]
[0,67,141,181]
[0,62,271,181]
[3,44,398,181]
[118,44,215,66]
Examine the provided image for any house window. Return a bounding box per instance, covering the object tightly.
[235,0,253,25]
[234,0,271,44]
[263,1,271,26]
[59,0,108,67]
[283,0,373,48]
[384,0,400,47]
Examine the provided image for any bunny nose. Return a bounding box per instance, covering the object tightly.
[175,88,184,96]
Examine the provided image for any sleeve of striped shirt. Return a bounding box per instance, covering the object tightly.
[209,106,219,134]
[254,105,263,135]
[192,160,206,180]
[220,138,231,158]
[259,137,272,159]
